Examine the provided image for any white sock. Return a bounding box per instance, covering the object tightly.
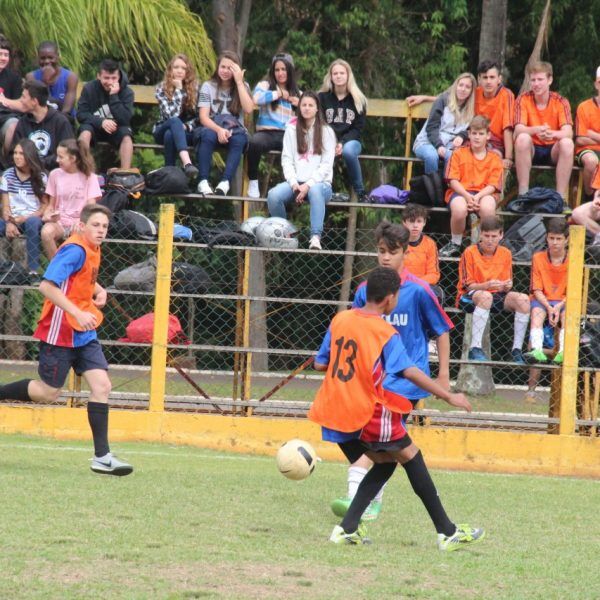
[513,312,530,350]
[471,306,490,348]
[530,327,544,350]
[451,234,463,246]
[559,328,565,353]
[374,482,386,503]
[594,232,600,245]
[347,466,368,500]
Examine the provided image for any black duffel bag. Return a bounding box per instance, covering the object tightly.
[145,166,190,195]
[172,262,210,294]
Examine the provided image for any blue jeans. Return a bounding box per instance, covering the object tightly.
[195,127,249,183]
[414,142,456,174]
[153,117,194,166]
[341,140,364,194]
[267,182,332,236]
[0,215,43,270]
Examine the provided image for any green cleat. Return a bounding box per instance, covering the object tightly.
[330,497,382,521]
[362,500,382,521]
[438,524,485,552]
[523,348,548,364]
[553,351,564,365]
[329,523,371,545]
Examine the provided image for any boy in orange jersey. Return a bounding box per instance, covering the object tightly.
[575,67,600,196]
[439,115,504,258]
[402,203,440,286]
[457,215,530,363]
[572,165,600,245]
[0,204,132,475]
[309,267,484,549]
[514,61,574,199]
[524,218,569,365]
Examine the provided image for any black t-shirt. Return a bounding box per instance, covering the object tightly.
[0,68,23,124]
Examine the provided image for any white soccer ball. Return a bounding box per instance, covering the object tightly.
[276,439,317,480]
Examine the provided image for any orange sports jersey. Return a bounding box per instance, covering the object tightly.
[404,234,440,285]
[592,165,600,190]
[575,98,600,153]
[530,250,567,301]
[514,91,572,146]
[444,147,504,203]
[308,309,411,432]
[475,85,515,144]
[456,244,513,304]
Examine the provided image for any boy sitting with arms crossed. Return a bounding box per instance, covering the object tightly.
[457,215,530,363]
[524,217,568,365]
[439,115,504,258]
[309,267,484,549]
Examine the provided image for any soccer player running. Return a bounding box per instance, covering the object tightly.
[0,204,133,475]
[330,221,453,521]
[309,267,484,548]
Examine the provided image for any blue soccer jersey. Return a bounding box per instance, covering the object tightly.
[353,268,453,400]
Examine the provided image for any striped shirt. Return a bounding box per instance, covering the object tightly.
[0,167,47,217]
[253,81,296,131]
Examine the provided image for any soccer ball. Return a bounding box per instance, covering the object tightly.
[276,439,317,480]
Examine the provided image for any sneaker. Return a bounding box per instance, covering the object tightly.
[524,388,540,404]
[309,235,322,250]
[197,179,213,195]
[330,496,351,518]
[468,347,488,361]
[553,351,564,365]
[331,192,350,202]
[215,180,230,196]
[357,193,370,203]
[28,271,42,285]
[362,500,382,521]
[428,339,438,358]
[437,524,485,552]
[183,163,199,179]
[511,349,526,365]
[439,241,462,258]
[90,453,133,476]
[329,523,371,545]
[247,179,260,198]
[523,348,548,364]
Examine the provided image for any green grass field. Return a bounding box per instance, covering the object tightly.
[0,433,598,599]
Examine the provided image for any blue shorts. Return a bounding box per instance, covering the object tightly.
[533,144,554,166]
[530,299,565,312]
[38,340,109,388]
[459,291,507,314]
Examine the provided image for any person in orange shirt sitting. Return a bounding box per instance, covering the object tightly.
[457,215,530,363]
[439,115,504,258]
[572,164,600,246]
[575,67,600,196]
[514,61,574,200]
[524,218,568,365]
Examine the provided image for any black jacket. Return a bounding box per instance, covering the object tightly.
[77,69,134,128]
[318,91,366,143]
[0,67,23,125]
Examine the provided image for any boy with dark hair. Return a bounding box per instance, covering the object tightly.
[475,59,515,167]
[77,59,134,169]
[574,67,600,196]
[457,216,530,363]
[524,217,569,365]
[402,203,440,287]
[13,80,74,169]
[309,267,483,548]
[0,35,24,156]
[0,204,133,475]
[440,115,504,257]
[572,165,600,244]
[514,61,574,200]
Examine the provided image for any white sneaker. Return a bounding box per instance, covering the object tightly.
[309,235,322,250]
[428,340,438,358]
[247,179,260,198]
[215,180,230,196]
[90,452,133,476]
[197,179,213,195]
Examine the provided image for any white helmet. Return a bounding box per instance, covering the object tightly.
[240,215,266,236]
[255,217,299,249]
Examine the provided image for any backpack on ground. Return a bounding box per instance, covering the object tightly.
[368,184,411,205]
[99,189,130,214]
[408,171,444,207]
[501,215,547,262]
[113,256,157,292]
[108,210,158,240]
[145,166,190,195]
[505,187,564,214]
[172,262,210,294]
[106,168,146,196]
[0,260,31,286]
[118,312,189,345]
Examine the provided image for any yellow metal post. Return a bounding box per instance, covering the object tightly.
[149,204,175,412]
[558,225,585,435]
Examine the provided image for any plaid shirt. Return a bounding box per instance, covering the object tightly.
[154,84,197,132]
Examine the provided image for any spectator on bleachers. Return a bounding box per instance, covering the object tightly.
[514,62,573,201]
[456,215,529,364]
[77,59,134,169]
[574,66,600,197]
[153,54,199,178]
[439,116,503,258]
[13,80,74,170]
[524,217,568,366]
[195,51,254,196]
[0,139,47,280]
[402,203,440,286]
[26,41,78,119]
[572,164,600,245]
[41,139,101,259]
[0,36,24,159]
[474,60,515,168]
[412,73,476,174]
[318,59,368,202]
[247,53,300,199]
[266,91,335,250]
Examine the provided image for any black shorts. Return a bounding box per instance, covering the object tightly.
[38,340,109,388]
[363,432,413,454]
[459,291,507,314]
[79,123,133,147]
[338,439,369,464]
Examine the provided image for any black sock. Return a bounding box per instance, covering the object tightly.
[402,450,455,536]
[0,379,32,401]
[340,462,397,533]
[87,402,110,457]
